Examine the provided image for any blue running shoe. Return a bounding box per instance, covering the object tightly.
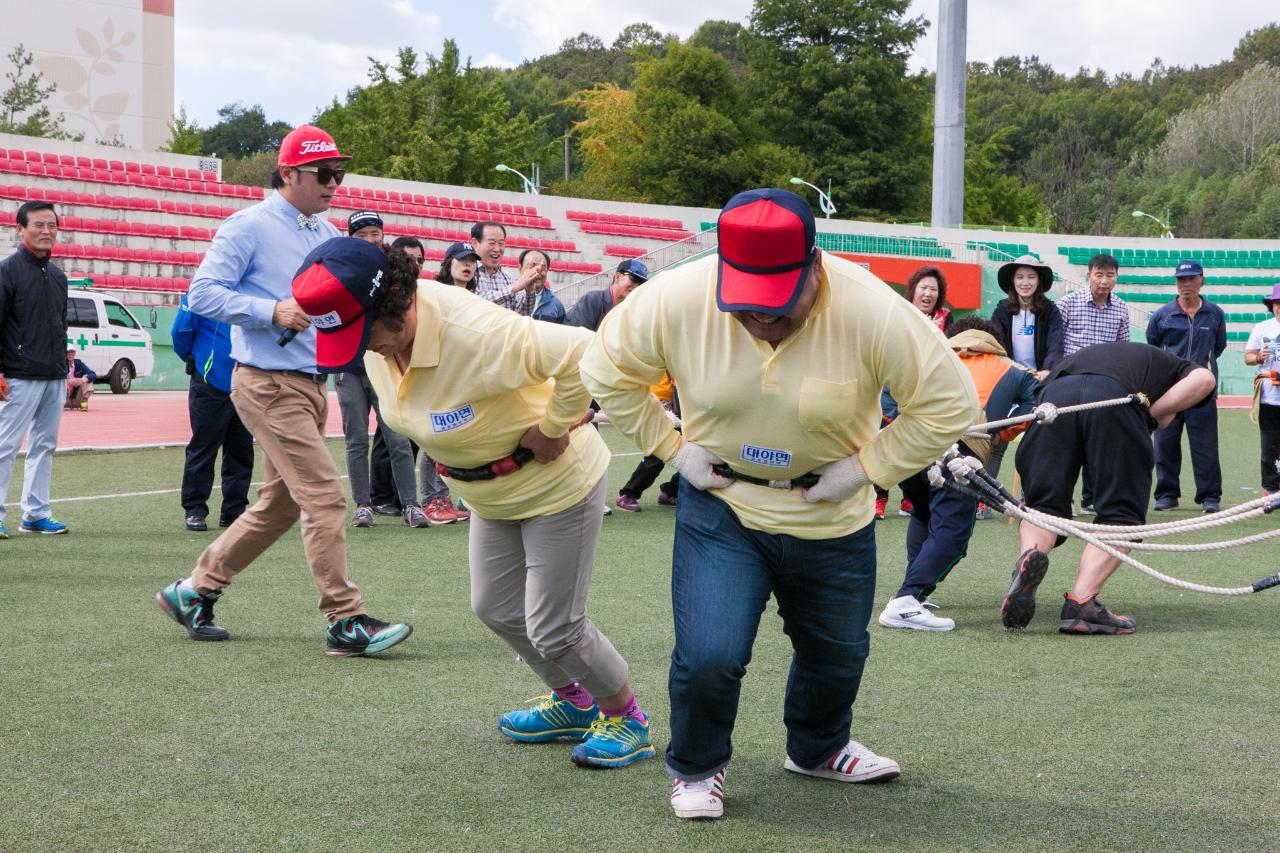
[571,714,656,768]
[498,695,600,743]
[0,521,8,539]
[325,614,413,657]
[19,516,68,534]
[156,578,230,641]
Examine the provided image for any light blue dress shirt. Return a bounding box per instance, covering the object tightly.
[187,191,340,371]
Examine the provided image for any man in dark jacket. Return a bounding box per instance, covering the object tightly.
[565,259,648,330]
[1146,259,1227,513]
[171,292,254,531]
[0,201,70,537]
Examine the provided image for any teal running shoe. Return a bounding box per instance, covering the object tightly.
[0,521,8,539]
[325,614,413,657]
[498,695,600,743]
[156,578,230,641]
[571,714,656,768]
[19,516,68,534]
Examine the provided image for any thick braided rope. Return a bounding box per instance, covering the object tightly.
[968,394,1140,436]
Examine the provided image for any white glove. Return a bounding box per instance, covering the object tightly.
[802,455,870,503]
[946,455,984,485]
[1033,402,1058,424]
[927,462,947,489]
[670,440,732,491]
[661,401,683,430]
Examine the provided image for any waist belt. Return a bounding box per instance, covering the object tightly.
[436,446,535,482]
[711,463,820,491]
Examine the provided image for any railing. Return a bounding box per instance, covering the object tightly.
[554,228,720,308]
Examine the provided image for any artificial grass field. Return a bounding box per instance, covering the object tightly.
[2,412,1279,851]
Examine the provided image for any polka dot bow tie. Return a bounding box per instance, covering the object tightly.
[297,214,319,230]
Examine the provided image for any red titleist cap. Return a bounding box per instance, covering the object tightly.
[716,188,816,317]
[278,124,352,167]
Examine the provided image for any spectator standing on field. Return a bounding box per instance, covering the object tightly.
[1245,283,1280,495]
[0,200,71,537]
[171,291,254,532]
[1146,259,1226,513]
[155,125,412,658]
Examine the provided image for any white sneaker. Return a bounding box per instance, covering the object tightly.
[783,740,901,783]
[671,771,725,820]
[878,595,955,632]
[602,505,613,517]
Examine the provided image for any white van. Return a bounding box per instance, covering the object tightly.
[66,288,154,393]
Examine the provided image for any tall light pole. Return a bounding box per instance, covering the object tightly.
[789,176,837,218]
[1132,209,1174,239]
[495,163,539,195]
[931,0,967,227]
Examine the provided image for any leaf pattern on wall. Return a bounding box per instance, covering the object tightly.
[42,18,137,140]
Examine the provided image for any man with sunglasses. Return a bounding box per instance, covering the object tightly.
[157,125,413,658]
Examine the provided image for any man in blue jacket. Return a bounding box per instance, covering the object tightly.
[1146,259,1226,512]
[171,292,254,531]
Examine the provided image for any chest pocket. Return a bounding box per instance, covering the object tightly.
[798,377,860,432]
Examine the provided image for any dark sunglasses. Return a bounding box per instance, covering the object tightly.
[294,164,346,185]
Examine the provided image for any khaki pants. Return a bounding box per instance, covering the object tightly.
[469,476,628,698]
[191,366,364,621]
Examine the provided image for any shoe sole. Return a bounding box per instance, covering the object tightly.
[615,505,641,513]
[498,724,593,743]
[325,624,414,657]
[877,613,954,632]
[1001,550,1049,630]
[1059,619,1135,635]
[672,802,724,820]
[782,756,901,783]
[155,591,230,641]
[1153,504,1178,511]
[571,744,656,768]
[18,526,68,534]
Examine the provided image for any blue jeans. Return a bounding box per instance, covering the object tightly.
[667,479,877,781]
[0,378,65,524]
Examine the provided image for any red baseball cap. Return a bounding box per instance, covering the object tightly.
[278,124,351,167]
[716,188,816,316]
[291,237,386,372]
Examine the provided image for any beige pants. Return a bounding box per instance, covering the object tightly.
[191,366,364,621]
[468,476,628,697]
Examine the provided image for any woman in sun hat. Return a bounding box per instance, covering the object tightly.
[1245,283,1280,495]
[990,254,1063,379]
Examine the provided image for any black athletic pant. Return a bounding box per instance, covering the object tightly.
[620,455,679,499]
[1153,393,1222,505]
[1260,404,1280,493]
[181,375,254,524]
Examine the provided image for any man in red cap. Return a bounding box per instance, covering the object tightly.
[156,126,412,658]
[582,188,978,820]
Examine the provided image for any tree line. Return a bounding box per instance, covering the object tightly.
[5,1,1280,238]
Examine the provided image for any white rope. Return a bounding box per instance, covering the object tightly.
[967,394,1142,437]
[943,452,1259,596]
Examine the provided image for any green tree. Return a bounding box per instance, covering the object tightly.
[201,103,292,159]
[0,44,77,139]
[161,104,204,155]
[1234,24,1280,69]
[743,0,931,218]
[688,20,749,73]
[963,128,1047,227]
[314,41,547,188]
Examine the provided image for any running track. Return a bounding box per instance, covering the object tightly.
[46,391,1253,453]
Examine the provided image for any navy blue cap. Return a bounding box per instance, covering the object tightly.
[347,209,383,236]
[1174,259,1204,278]
[617,258,650,282]
[444,241,480,264]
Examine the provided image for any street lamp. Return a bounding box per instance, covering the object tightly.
[789,176,837,218]
[1132,209,1174,239]
[495,163,539,195]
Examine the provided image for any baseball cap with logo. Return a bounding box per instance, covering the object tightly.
[291,237,387,372]
[443,241,480,264]
[716,188,817,316]
[1174,259,1205,278]
[617,258,650,282]
[278,124,352,168]
[347,210,383,236]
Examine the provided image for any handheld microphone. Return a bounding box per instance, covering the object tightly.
[277,328,299,347]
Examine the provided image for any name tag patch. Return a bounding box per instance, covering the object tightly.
[309,310,342,330]
[741,444,791,468]
[431,405,475,433]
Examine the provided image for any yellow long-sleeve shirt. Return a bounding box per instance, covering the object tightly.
[363,285,609,521]
[580,252,979,539]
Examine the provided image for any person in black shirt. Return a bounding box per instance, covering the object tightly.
[1003,342,1215,635]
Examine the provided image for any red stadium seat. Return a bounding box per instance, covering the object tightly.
[75,156,91,168]
[92,158,108,170]
[125,161,140,174]
[6,149,23,161]
[57,243,86,259]
[140,163,156,176]
[108,160,124,172]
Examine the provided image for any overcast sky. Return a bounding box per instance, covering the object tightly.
[174,0,1278,127]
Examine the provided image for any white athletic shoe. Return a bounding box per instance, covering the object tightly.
[783,740,901,784]
[671,771,725,820]
[878,594,955,632]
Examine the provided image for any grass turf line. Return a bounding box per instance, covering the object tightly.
[1,414,1279,850]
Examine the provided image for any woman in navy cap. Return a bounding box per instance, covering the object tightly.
[436,241,479,291]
